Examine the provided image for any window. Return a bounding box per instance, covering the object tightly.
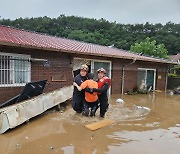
[0,52,31,87]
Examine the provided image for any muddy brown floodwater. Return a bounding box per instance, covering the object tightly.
[0,92,180,154]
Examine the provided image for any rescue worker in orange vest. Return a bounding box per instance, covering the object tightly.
[73,73,99,116]
[92,68,111,118]
[72,64,88,113]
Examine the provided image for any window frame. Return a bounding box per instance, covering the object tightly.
[0,52,31,87]
[137,68,156,90]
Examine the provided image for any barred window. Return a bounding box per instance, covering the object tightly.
[0,52,31,87]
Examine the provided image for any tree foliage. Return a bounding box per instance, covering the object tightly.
[130,37,168,58]
[0,15,179,55]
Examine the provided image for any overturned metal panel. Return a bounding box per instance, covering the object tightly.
[0,80,47,108]
[0,85,73,134]
[16,80,47,103]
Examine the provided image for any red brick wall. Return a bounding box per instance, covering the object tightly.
[111,59,122,94]
[111,59,138,94]
[0,87,23,104]
[111,59,168,94]
[156,67,167,90]
[0,45,73,103]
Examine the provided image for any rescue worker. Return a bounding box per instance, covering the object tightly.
[92,68,111,118]
[73,73,99,117]
[72,64,88,113]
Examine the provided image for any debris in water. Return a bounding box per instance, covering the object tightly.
[116,98,124,103]
[16,144,20,149]
[176,124,180,127]
[134,105,151,111]
[173,86,180,94]
[85,119,113,131]
[169,91,174,95]
[50,146,54,150]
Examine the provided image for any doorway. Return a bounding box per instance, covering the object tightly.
[137,68,156,90]
[73,58,112,94]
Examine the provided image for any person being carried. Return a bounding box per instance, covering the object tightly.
[73,73,99,117]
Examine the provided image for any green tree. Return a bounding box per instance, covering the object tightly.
[0,15,179,55]
[130,37,168,58]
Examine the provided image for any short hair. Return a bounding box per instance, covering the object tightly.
[87,73,94,79]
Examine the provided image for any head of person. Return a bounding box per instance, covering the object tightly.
[97,68,106,79]
[87,73,94,80]
[80,64,88,77]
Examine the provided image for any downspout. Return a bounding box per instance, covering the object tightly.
[121,58,137,95]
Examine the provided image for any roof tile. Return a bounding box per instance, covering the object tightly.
[0,25,176,64]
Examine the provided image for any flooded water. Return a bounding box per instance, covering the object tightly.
[0,92,180,154]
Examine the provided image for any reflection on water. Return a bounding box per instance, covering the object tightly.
[0,92,180,154]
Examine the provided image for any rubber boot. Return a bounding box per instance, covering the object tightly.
[82,109,89,116]
[90,108,96,117]
[100,113,104,118]
[90,103,99,117]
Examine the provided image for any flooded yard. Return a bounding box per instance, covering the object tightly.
[0,92,180,154]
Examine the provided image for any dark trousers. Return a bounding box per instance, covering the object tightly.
[72,97,84,113]
[83,100,99,116]
[99,97,109,117]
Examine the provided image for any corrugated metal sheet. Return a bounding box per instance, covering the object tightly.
[0,25,176,64]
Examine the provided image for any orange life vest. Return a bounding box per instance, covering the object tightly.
[98,76,111,89]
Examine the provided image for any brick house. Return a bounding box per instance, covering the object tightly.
[0,25,176,104]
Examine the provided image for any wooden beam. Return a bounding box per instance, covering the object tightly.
[85,119,113,131]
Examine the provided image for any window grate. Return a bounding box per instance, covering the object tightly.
[0,52,31,87]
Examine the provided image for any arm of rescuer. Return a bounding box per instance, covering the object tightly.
[73,82,83,91]
[73,81,94,94]
[73,81,88,91]
[92,82,109,93]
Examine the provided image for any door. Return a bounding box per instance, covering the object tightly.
[146,70,155,90]
[137,68,156,91]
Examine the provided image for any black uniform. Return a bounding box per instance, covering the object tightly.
[72,74,87,113]
[93,82,109,117]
